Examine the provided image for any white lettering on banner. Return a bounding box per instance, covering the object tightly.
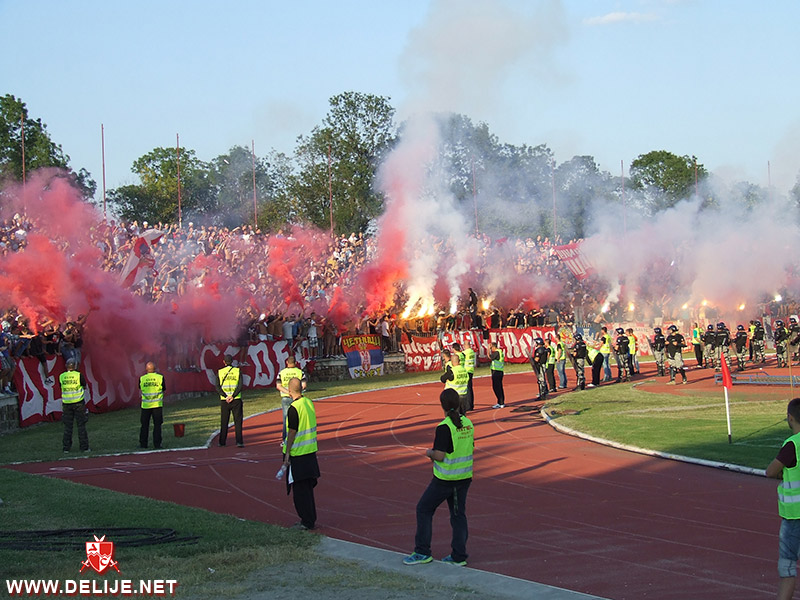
[250,343,276,387]
[17,360,45,423]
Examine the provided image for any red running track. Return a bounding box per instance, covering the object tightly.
[11,366,779,599]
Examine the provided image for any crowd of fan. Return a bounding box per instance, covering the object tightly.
[3,212,799,395]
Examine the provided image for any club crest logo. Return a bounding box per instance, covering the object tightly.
[80,535,120,574]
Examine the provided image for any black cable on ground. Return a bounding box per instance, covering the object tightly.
[0,527,199,551]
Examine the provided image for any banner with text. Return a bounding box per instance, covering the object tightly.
[12,341,314,428]
[341,334,384,378]
[553,242,594,281]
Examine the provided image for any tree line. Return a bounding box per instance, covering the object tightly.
[2,92,798,240]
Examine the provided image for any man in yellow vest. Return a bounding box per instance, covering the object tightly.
[281,377,320,531]
[489,341,505,409]
[766,398,800,600]
[276,356,307,444]
[440,351,470,415]
[460,339,477,410]
[59,358,89,453]
[139,361,165,449]
[404,388,474,566]
[215,354,244,447]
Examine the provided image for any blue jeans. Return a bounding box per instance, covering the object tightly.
[556,360,567,388]
[779,518,800,577]
[602,353,612,380]
[414,477,470,562]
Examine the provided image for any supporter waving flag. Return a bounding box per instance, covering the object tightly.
[119,229,164,288]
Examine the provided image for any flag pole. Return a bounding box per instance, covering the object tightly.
[721,352,733,443]
[101,124,107,221]
[251,139,258,227]
[176,133,182,229]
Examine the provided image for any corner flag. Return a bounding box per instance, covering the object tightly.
[720,354,733,443]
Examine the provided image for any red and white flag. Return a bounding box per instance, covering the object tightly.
[720,352,733,390]
[720,353,733,443]
[119,229,163,288]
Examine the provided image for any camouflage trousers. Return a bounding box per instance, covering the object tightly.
[735,347,747,370]
[616,352,630,381]
[574,358,586,388]
[653,349,666,375]
[777,342,787,367]
[752,339,765,363]
[704,343,716,368]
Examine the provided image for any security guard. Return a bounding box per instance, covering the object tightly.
[215,354,244,447]
[571,333,587,391]
[776,320,790,367]
[614,327,630,382]
[281,377,320,530]
[546,337,558,393]
[139,361,165,449]
[555,333,568,389]
[277,356,307,443]
[598,327,613,382]
[752,321,766,363]
[665,325,688,384]
[691,323,704,367]
[789,317,800,364]
[461,340,477,410]
[733,325,749,371]
[702,324,717,369]
[650,327,667,376]
[440,352,470,415]
[59,358,89,453]
[489,342,505,408]
[530,337,549,400]
[626,328,639,375]
[716,322,731,369]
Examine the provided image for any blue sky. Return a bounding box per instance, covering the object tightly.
[2,0,799,195]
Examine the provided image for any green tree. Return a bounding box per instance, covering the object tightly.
[109,147,212,224]
[0,94,96,199]
[630,150,707,212]
[291,92,396,233]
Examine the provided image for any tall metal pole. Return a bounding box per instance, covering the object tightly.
[251,139,258,227]
[768,161,773,203]
[694,158,698,198]
[176,133,182,229]
[101,124,107,221]
[328,144,333,236]
[472,155,478,236]
[20,113,26,187]
[621,159,626,235]
[551,160,557,242]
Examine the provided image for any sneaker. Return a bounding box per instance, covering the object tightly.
[441,555,467,566]
[290,522,314,531]
[403,552,433,565]
[45,377,54,385]
[586,383,595,388]
[237,443,245,448]
[492,403,502,409]
[665,381,676,385]
[682,380,688,385]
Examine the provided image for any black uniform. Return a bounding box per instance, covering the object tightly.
[531,345,549,400]
[651,331,666,376]
[615,334,630,382]
[572,339,587,390]
[733,329,749,370]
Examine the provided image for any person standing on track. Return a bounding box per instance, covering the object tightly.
[570,333,587,391]
[650,327,667,377]
[59,357,90,453]
[530,337,549,401]
[139,361,165,450]
[276,356,307,444]
[766,397,800,600]
[403,388,474,567]
[281,377,320,531]
[665,325,688,385]
[461,339,477,410]
[215,354,244,447]
[489,341,505,409]
[440,351,470,416]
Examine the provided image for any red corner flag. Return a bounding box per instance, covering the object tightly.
[720,353,733,389]
[720,354,733,443]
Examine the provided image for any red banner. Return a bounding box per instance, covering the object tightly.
[401,335,442,372]
[487,327,556,363]
[12,340,314,428]
[553,242,593,281]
